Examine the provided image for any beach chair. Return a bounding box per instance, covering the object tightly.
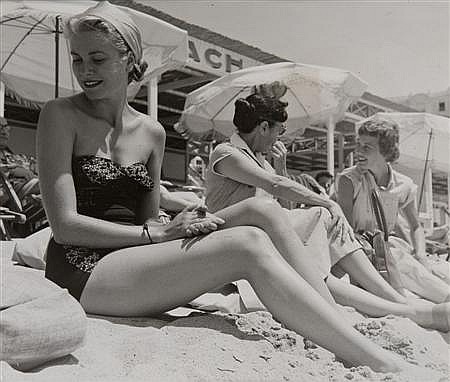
[0,170,46,239]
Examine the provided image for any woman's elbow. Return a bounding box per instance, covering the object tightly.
[48,213,77,245]
[52,229,76,245]
[51,226,72,245]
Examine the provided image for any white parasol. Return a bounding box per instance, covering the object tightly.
[175,62,367,142]
[0,0,188,106]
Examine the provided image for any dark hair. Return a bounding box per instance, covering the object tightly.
[358,119,400,162]
[315,171,333,182]
[233,93,288,134]
[66,17,148,84]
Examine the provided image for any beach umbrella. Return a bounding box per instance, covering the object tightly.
[175,62,367,142]
[0,0,188,106]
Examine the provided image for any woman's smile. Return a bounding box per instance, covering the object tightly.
[356,154,368,165]
[83,80,103,89]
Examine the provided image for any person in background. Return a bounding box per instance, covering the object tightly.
[187,155,206,189]
[315,170,334,196]
[335,119,450,304]
[0,117,39,205]
[36,1,415,372]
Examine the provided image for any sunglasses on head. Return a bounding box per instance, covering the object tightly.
[362,120,396,133]
[363,123,380,132]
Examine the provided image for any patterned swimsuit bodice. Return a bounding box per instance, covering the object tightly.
[73,155,154,223]
[51,155,154,273]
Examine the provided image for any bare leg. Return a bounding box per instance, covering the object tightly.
[327,275,450,332]
[80,226,404,372]
[328,275,409,316]
[286,207,407,303]
[215,198,336,305]
[336,250,407,303]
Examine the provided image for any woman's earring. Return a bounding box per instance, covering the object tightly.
[260,121,270,136]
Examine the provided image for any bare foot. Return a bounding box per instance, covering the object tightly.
[413,302,450,332]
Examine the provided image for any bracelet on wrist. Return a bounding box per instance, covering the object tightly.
[142,223,154,244]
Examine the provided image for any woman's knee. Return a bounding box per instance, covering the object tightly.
[241,197,286,222]
[229,225,281,267]
[311,206,331,220]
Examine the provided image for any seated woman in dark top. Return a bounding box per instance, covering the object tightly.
[37,1,431,373]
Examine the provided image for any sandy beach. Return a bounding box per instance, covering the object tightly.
[2,306,449,382]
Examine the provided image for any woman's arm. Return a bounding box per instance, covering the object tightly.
[135,121,165,225]
[268,141,291,209]
[215,151,335,211]
[159,185,202,212]
[402,200,428,265]
[336,175,355,227]
[270,141,288,177]
[37,101,164,247]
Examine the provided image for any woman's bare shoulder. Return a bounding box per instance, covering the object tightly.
[40,96,78,121]
[133,111,166,140]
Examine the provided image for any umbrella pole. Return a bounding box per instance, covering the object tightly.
[147,77,158,118]
[54,16,61,99]
[0,82,4,117]
[326,116,335,174]
[418,130,432,211]
[447,174,450,227]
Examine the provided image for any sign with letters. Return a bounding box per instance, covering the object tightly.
[187,37,263,75]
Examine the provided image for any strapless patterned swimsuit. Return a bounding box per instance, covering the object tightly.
[45,155,154,301]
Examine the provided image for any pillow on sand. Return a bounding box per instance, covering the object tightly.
[1,258,56,309]
[1,290,86,371]
[11,226,52,270]
[1,261,86,371]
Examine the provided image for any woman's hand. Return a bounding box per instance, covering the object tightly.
[416,256,431,270]
[413,250,432,271]
[270,141,288,176]
[161,204,225,240]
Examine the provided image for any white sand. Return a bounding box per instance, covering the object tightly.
[2,307,449,382]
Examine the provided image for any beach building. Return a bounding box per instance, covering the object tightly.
[392,88,450,118]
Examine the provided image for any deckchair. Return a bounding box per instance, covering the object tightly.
[0,169,46,239]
